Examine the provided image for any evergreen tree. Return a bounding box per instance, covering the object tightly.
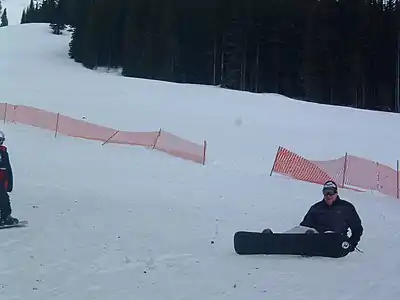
[0,8,7,27]
[68,0,95,62]
[20,9,27,24]
[24,0,39,23]
[50,0,67,35]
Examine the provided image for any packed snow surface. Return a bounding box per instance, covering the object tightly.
[1,21,400,300]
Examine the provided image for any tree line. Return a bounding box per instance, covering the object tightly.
[19,0,400,113]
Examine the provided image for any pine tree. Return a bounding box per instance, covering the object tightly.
[20,9,27,24]
[0,8,8,27]
[24,0,37,23]
[68,0,96,62]
[50,0,67,34]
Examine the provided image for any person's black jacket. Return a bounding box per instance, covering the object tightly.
[300,196,363,248]
[0,145,13,192]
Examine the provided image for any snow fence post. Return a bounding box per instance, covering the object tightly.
[152,129,161,150]
[54,113,60,138]
[269,146,281,176]
[397,160,399,199]
[3,103,7,124]
[202,140,207,165]
[102,130,119,146]
[341,152,348,188]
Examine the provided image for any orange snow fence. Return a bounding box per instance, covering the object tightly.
[271,146,400,199]
[0,103,207,165]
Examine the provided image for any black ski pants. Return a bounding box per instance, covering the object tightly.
[0,183,11,219]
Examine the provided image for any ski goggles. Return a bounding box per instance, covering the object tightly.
[323,188,336,196]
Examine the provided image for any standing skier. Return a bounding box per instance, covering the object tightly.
[0,130,18,225]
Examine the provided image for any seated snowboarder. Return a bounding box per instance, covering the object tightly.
[262,180,363,252]
[298,180,363,251]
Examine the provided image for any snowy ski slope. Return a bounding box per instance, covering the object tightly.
[1,20,400,300]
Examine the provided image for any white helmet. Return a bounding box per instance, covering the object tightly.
[0,131,5,145]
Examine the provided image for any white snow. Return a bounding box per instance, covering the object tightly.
[1,22,400,300]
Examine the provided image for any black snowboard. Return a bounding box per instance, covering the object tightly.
[234,231,351,258]
[0,220,28,230]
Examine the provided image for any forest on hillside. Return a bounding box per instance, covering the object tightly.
[20,0,400,112]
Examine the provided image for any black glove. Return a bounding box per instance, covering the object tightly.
[348,240,358,252]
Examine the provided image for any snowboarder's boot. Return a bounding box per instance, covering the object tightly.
[0,215,19,226]
[262,228,273,234]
